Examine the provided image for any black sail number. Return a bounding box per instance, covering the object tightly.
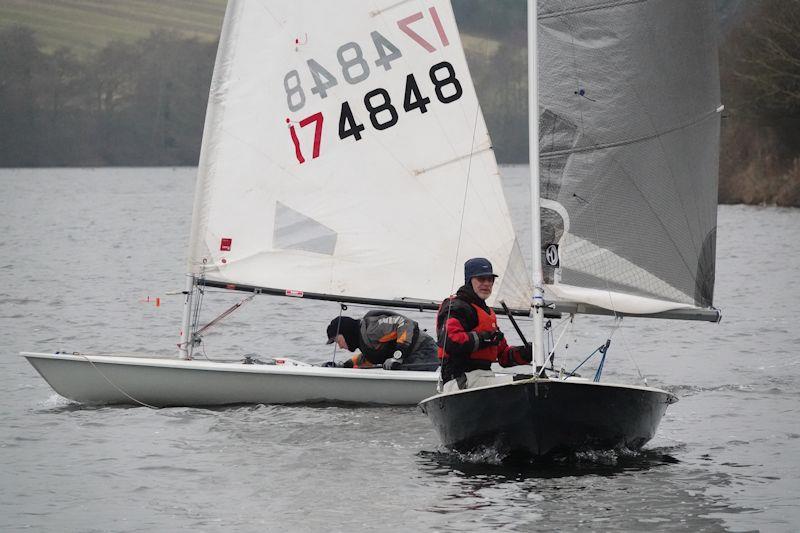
[364,88,399,130]
[339,101,365,141]
[429,61,462,103]
[295,60,466,162]
[403,73,430,114]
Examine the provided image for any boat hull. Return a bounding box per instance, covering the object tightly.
[23,352,438,407]
[419,378,677,457]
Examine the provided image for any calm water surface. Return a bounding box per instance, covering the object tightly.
[1,168,798,532]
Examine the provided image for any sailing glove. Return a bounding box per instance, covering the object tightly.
[477,330,504,348]
[383,358,402,370]
[519,343,533,362]
[322,360,351,368]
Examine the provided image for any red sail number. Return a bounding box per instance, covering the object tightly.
[287,112,324,164]
[397,7,449,52]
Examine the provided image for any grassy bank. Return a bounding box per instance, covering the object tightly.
[0,0,225,56]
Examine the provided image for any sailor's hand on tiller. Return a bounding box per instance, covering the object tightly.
[477,330,504,348]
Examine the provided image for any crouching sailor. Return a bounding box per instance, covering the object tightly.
[436,257,532,392]
[325,311,438,370]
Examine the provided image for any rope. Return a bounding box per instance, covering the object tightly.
[614,322,649,386]
[566,317,620,380]
[76,354,160,409]
[328,303,346,365]
[568,344,604,377]
[439,105,484,389]
[546,321,553,364]
[446,104,481,297]
[594,316,622,381]
[593,341,609,382]
[193,292,256,338]
[547,313,574,361]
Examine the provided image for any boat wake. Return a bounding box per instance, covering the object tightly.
[418,445,683,477]
[36,393,81,412]
[35,393,140,413]
[667,381,791,397]
[666,383,760,397]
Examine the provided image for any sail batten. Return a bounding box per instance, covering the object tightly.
[540,0,648,20]
[414,146,494,175]
[539,106,722,161]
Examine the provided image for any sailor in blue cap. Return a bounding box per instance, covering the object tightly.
[435,257,532,392]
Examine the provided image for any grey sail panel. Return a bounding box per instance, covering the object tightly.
[537,0,721,314]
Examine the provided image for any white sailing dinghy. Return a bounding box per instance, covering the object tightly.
[23,0,537,407]
[420,0,723,456]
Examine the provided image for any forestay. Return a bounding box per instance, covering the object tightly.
[535,0,721,319]
[188,0,531,309]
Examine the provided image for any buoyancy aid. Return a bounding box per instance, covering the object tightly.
[344,353,376,368]
[437,298,499,364]
[468,303,500,362]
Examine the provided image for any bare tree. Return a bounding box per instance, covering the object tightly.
[728,0,800,118]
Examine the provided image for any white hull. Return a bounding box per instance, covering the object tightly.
[22,352,439,407]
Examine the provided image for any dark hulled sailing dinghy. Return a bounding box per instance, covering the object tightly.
[420,0,722,456]
[421,379,678,457]
[23,0,538,407]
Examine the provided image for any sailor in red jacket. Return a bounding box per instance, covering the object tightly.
[436,257,532,392]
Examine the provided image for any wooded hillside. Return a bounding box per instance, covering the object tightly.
[718,0,800,206]
[0,0,797,206]
[0,0,225,56]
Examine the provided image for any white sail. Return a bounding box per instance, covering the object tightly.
[188,0,530,309]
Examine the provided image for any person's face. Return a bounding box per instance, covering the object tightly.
[335,334,348,350]
[471,275,495,300]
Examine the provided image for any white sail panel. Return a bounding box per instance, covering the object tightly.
[189,0,531,308]
[548,285,696,315]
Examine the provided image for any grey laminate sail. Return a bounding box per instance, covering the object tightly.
[536,0,721,319]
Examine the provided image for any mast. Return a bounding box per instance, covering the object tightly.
[178,274,195,360]
[528,0,546,370]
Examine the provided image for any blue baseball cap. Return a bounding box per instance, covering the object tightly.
[464,257,498,284]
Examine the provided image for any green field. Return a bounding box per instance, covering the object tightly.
[0,0,227,55]
[0,1,504,58]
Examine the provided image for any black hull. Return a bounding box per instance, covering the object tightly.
[419,378,677,457]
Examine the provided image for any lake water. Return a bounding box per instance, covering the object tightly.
[1,167,798,532]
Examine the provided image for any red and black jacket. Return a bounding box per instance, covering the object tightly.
[436,285,528,383]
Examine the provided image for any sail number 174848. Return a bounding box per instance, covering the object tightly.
[284,7,463,164]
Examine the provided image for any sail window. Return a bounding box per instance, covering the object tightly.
[273,202,337,255]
